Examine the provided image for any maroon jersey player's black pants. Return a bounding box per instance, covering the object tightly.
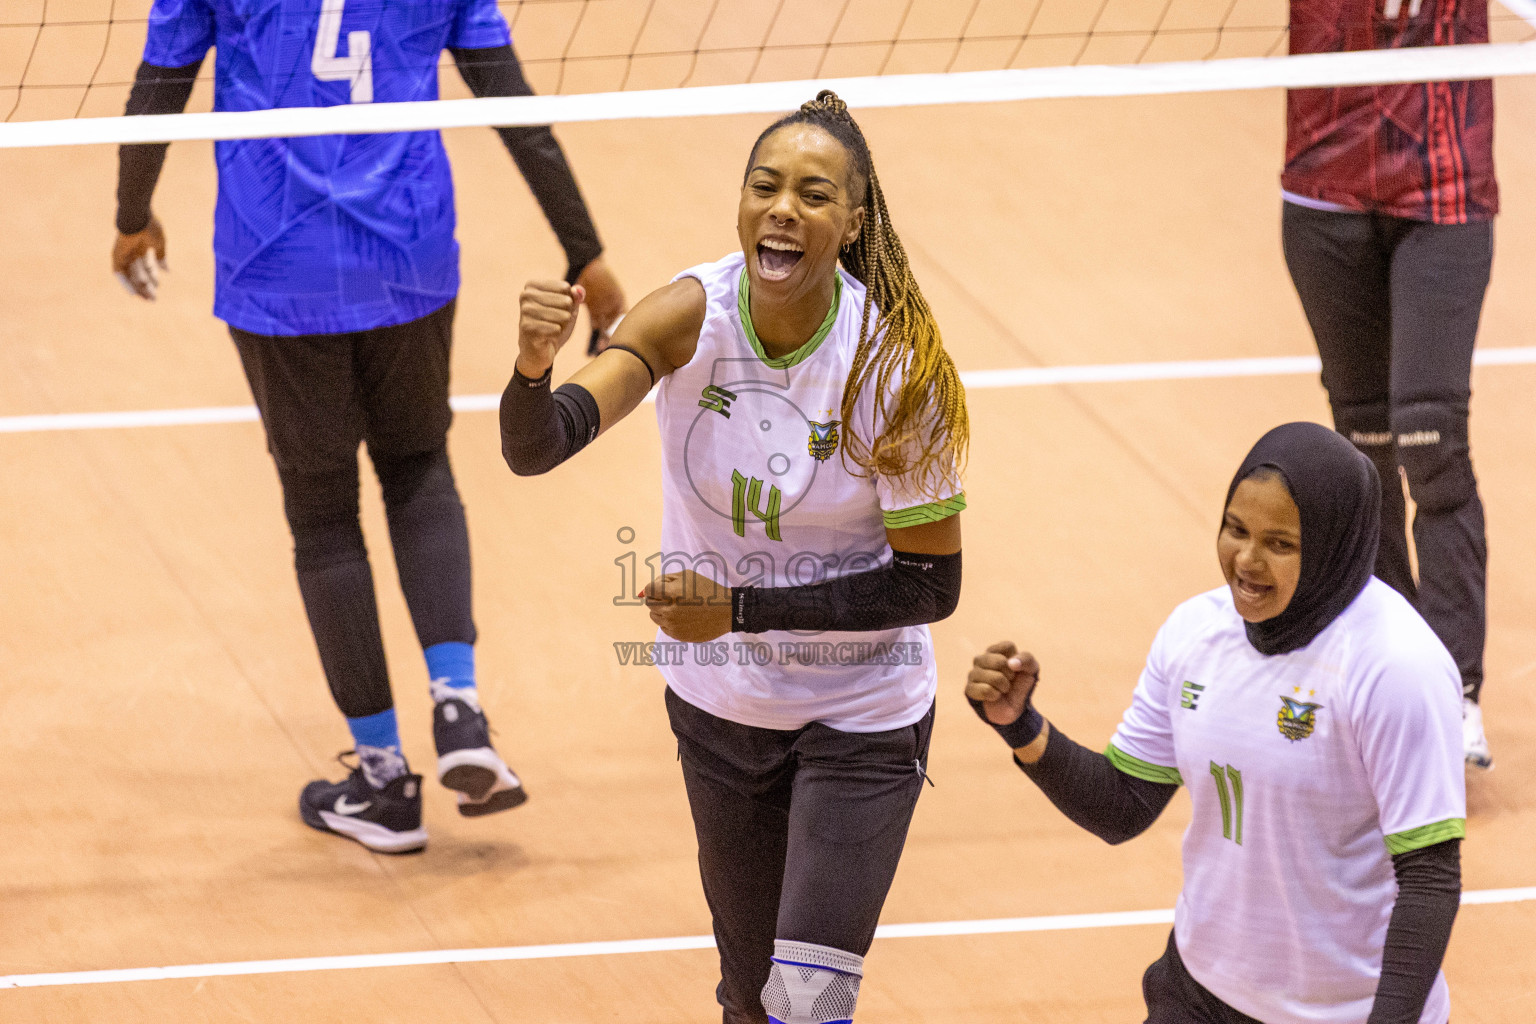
[1282,201,1492,701]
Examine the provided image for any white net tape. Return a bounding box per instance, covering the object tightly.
[1,39,1534,149]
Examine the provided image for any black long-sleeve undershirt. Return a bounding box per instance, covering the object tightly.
[1368,839,1461,1024]
[1012,723,1461,1020]
[116,59,203,234]
[114,46,602,279]
[1013,722,1178,844]
[449,45,602,280]
[732,550,961,633]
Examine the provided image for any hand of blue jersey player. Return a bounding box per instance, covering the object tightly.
[112,216,168,301]
[517,280,587,377]
[576,256,627,349]
[643,571,733,643]
[965,641,1040,725]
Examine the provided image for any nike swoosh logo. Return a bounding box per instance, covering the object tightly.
[334,796,372,815]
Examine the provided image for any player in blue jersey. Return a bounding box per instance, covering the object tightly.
[109,0,625,853]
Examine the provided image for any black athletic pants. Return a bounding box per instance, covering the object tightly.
[1142,931,1263,1023]
[229,300,475,719]
[665,687,934,1024]
[1282,202,1491,700]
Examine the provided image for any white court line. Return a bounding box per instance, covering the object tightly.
[2,888,1531,990]
[6,347,1536,437]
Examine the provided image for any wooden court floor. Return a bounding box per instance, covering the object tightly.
[2,54,1536,1024]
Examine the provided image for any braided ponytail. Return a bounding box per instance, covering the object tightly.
[745,90,969,497]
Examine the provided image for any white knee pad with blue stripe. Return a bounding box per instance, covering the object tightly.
[760,939,864,1024]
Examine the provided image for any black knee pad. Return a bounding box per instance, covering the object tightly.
[1332,400,1393,454]
[1393,401,1476,515]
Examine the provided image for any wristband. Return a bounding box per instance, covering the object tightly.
[512,364,552,388]
[968,695,1045,749]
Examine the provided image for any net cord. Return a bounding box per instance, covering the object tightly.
[1,39,1533,150]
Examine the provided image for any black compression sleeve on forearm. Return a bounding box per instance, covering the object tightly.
[451,45,603,280]
[1014,726,1179,845]
[116,59,203,235]
[499,368,600,475]
[1366,840,1461,1024]
[731,549,960,633]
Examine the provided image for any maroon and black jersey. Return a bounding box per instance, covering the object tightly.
[1284,0,1498,223]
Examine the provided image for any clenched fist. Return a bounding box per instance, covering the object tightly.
[965,641,1040,727]
[643,571,732,643]
[517,280,586,378]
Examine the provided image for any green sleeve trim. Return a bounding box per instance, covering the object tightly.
[1385,818,1466,855]
[737,267,841,369]
[882,493,967,529]
[1104,743,1184,786]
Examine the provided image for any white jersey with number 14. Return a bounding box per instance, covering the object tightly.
[651,252,965,733]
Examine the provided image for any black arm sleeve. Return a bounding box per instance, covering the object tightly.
[731,549,961,633]
[1013,725,1179,845]
[116,59,204,235]
[451,45,603,280]
[1366,839,1461,1024]
[499,367,601,475]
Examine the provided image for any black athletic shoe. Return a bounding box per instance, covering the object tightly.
[299,759,428,854]
[433,697,528,817]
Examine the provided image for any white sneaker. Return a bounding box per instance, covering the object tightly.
[1463,697,1493,770]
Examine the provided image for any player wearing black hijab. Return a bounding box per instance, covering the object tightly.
[968,423,1465,1024]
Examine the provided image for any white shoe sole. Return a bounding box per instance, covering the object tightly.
[317,810,429,853]
[438,748,527,816]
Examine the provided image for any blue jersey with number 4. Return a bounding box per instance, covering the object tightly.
[143,0,509,335]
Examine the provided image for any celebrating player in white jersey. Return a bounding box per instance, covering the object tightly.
[967,422,1464,1024]
[499,90,968,1024]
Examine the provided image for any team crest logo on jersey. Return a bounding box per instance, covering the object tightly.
[807,420,840,462]
[1277,696,1324,742]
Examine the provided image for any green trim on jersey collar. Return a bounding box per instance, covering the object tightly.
[883,493,967,530]
[1385,818,1466,855]
[1105,743,1184,787]
[737,267,842,369]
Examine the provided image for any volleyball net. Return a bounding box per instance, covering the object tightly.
[3,0,1536,147]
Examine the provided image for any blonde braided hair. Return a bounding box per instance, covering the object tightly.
[745,90,969,498]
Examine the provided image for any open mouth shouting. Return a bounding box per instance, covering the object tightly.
[756,237,804,282]
[1232,573,1274,610]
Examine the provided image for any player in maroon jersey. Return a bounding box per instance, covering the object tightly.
[1281,0,1495,768]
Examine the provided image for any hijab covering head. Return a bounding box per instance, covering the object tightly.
[1224,421,1381,656]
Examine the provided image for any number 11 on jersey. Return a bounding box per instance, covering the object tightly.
[313,0,373,103]
[1209,761,1244,845]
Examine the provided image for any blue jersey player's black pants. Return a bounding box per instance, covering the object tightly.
[665,686,933,1024]
[229,299,474,719]
[1282,202,1492,702]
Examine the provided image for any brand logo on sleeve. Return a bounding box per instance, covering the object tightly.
[1277,690,1324,742]
[1180,680,1205,710]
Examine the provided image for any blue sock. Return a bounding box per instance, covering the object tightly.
[349,708,402,750]
[425,642,476,702]
[347,709,407,788]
